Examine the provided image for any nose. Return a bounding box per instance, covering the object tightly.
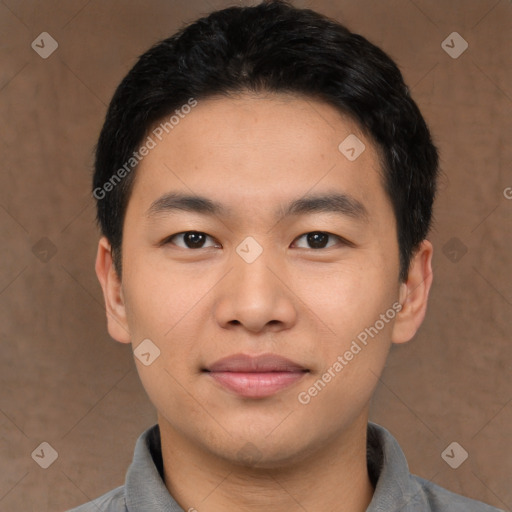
[214,245,298,334]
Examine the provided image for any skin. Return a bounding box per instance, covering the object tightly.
[95,91,433,512]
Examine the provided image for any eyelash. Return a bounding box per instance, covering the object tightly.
[161,231,352,250]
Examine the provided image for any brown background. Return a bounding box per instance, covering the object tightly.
[0,0,511,510]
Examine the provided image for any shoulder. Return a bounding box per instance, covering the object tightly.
[366,422,505,512]
[66,485,127,512]
[411,475,506,512]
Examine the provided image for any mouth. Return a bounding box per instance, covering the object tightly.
[202,353,309,398]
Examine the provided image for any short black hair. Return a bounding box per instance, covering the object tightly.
[93,0,439,281]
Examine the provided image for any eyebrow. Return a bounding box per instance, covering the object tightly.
[145,191,368,222]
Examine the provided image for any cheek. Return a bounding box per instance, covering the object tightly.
[290,261,395,340]
[122,266,205,408]
[295,308,395,432]
[290,260,398,413]
[121,254,203,338]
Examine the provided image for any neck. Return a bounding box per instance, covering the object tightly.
[159,412,375,512]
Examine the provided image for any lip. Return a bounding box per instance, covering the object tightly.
[203,353,309,398]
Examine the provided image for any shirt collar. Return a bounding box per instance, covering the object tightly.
[366,421,420,511]
[125,424,183,511]
[125,421,417,512]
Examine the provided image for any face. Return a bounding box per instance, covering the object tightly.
[97,92,431,467]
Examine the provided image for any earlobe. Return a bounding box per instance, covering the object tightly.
[94,237,131,344]
[391,240,434,344]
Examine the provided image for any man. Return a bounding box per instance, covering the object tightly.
[70,1,504,510]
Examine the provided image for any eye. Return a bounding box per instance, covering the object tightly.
[163,231,219,249]
[292,231,347,249]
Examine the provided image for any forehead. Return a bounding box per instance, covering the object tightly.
[127,92,389,224]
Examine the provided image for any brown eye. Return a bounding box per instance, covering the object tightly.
[292,231,344,249]
[165,231,218,249]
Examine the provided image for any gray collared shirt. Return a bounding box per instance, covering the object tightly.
[67,422,505,511]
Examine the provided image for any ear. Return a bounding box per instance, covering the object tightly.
[95,237,131,344]
[391,239,433,344]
